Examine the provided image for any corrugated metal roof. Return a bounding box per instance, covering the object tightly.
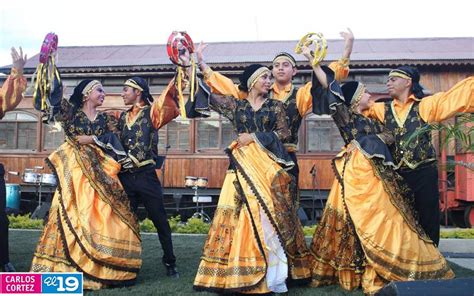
[1,37,473,73]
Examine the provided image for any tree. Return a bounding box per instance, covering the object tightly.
[404,113,474,170]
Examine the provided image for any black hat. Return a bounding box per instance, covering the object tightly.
[69,79,93,109]
[272,52,297,67]
[238,64,269,92]
[124,77,154,104]
[341,81,366,106]
[389,66,425,99]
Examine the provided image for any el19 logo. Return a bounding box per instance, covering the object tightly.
[41,273,83,294]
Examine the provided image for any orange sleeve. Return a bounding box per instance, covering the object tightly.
[203,68,247,99]
[150,79,180,129]
[0,68,27,119]
[294,59,350,117]
[296,82,313,116]
[363,102,386,122]
[418,77,474,123]
[328,58,350,82]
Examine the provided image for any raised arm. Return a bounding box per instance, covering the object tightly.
[418,77,474,123]
[340,28,354,64]
[196,42,246,99]
[150,79,180,129]
[301,46,328,89]
[0,47,27,119]
[328,28,353,82]
[296,31,353,115]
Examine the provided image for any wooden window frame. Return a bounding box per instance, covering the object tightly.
[0,111,40,153]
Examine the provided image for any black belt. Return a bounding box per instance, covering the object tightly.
[120,164,155,174]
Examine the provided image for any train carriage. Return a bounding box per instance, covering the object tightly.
[1,38,472,224]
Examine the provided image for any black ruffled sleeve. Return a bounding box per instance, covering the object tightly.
[252,101,294,169]
[186,79,236,121]
[311,66,345,115]
[92,113,130,166]
[354,133,395,167]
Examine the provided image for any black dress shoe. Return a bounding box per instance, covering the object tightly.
[164,263,180,278]
[3,262,16,272]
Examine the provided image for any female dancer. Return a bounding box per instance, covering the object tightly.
[188,64,312,294]
[31,79,141,290]
[305,47,454,294]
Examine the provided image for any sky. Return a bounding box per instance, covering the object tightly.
[1,0,473,66]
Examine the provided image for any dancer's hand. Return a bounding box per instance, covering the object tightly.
[340,28,354,43]
[11,47,27,75]
[196,42,210,73]
[196,42,208,65]
[76,135,94,145]
[340,28,354,60]
[300,46,313,62]
[178,45,191,66]
[236,133,254,148]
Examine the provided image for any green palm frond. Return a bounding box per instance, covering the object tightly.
[403,113,474,152]
[402,114,474,171]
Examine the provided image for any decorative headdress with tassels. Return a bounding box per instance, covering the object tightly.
[167,31,197,118]
[32,32,63,122]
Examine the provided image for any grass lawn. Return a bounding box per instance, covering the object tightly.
[8,230,474,295]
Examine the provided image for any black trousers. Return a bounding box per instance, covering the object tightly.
[0,164,10,265]
[399,163,440,245]
[119,167,176,266]
[287,152,300,204]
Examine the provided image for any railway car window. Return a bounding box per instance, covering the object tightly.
[196,112,236,152]
[43,123,65,150]
[197,120,219,149]
[0,111,37,151]
[221,120,234,148]
[305,115,345,152]
[158,117,191,152]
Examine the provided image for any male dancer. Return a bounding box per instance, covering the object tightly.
[118,77,181,277]
[365,66,473,245]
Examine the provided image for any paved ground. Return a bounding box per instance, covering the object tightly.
[439,239,474,270]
